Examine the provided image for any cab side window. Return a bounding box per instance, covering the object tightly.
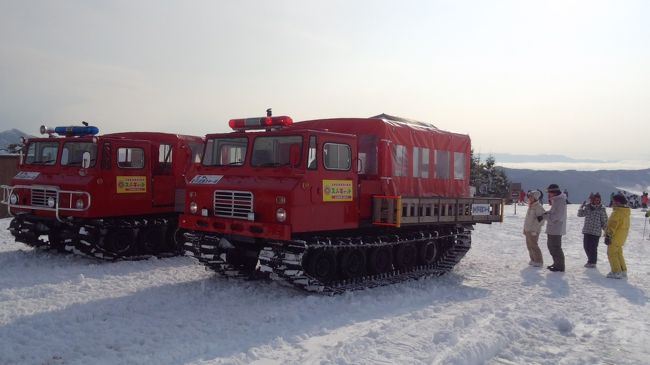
[323,143,351,171]
[101,143,112,169]
[157,144,173,174]
[307,136,317,170]
[117,147,145,169]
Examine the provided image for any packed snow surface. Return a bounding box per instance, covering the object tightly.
[1,205,649,365]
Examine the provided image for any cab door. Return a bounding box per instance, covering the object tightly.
[151,143,175,207]
[111,141,152,215]
[298,132,358,232]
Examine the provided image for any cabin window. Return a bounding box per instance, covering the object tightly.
[24,142,58,165]
[454,152,466,180]
[413,148,419,177]
[252,136,303,167]
[117,147,145,169]
[324,143,351,170]
[413,147,430,178]
[358,135,378,175]
[307,136,317,170]
[101,143,112,169]
[392,144,408,177]
[203,137,247,166]
[159,144,173,164]
[188,142,203,163]
[435,150,450,179]
[156,144,173,174]
[61,142,97,167]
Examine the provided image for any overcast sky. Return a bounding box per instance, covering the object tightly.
[1,0,648,161]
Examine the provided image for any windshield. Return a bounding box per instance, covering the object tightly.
[25,141,59,165]
[251,136,303,167]
[203,137,248,166]
[61,142,98,167]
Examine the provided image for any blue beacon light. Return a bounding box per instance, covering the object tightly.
[41,125,100,136]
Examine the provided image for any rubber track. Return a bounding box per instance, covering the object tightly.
[63,217,179,261]
[258,227,472,294]
[181,231,251,277]
[184,226,472,294]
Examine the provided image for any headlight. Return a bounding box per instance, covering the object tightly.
[75,198,84,209]
[47,197,56,208]
[9,193,18,205]
[276,208,287,222]
[189,202,198,214]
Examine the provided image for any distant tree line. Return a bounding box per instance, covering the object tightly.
[470,150,509,198]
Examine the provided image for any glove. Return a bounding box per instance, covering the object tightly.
[536,216,544,222]
[604,236,611,245]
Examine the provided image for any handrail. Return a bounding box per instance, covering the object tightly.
[0,184,92,223]
[373,195,504,226]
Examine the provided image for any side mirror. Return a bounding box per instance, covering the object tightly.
[289,144,301,168]
[81,152,91,169]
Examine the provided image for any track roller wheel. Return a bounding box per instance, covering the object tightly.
[418,240,438,265]
[48,228,74,252]
[226,248,258,272]
[105,228,136,256]
[305,249,337,283]
[394,243,417,270]
[138,226,166,254]
[368,246,393,275]
[339,248,366,279]
[48,231,65,252]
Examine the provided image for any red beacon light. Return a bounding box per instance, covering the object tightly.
[228,116,293,131]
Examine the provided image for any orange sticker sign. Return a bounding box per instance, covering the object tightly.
[116,176,147,194]
[323,180,353,202]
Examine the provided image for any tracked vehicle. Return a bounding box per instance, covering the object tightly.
[179,112,503,292]
[1,125,203,259]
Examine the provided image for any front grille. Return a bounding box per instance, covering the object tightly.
[214,190,254,219]
[31,188,57,207]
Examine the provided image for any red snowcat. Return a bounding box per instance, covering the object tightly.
[178,112,503,292]
[1,124,203,259]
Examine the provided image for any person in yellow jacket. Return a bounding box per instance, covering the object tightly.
[605,193,631,279]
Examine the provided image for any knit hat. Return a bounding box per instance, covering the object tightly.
[591,192,601,201]
[613,193,627,205]
[528,190,541,201]
[546,184,561,194]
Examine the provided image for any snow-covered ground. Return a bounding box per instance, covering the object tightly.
[1,205,649,365]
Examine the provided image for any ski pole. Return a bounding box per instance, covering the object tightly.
[645,217,648,240]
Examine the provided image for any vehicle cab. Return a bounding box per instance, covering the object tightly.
[179,114,359,242]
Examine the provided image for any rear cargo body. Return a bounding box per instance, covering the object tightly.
[179,114,503,292]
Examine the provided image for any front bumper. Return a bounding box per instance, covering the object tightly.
[178,214,292,241]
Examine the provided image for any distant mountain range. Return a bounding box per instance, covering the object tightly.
[490,153,606,163]
[501,167,650,202]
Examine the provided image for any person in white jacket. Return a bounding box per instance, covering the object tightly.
[545,184,568,272]
[523,190,546,267]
